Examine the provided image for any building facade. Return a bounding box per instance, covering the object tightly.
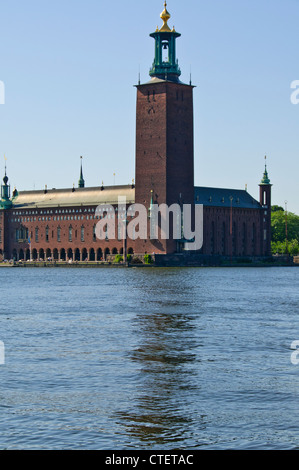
[0,3,272,262]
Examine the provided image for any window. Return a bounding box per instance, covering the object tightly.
[57,226,61,242]
[45,226,49,242]
[69,226,72,242]
[35,227,39,242]
[81,226,85,242]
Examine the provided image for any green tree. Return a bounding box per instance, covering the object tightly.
[288,239,299,255]
[271,210,299,243]
[271,206,299,255]
[271,239,299,256]
[144,254,153,264]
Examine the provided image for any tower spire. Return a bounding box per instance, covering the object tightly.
[78,156,85,188]
[1,155,12,208]
[261,155,270,185]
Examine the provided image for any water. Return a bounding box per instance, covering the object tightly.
[0,266,299,450]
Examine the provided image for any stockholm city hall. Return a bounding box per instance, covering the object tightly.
[0,3,272,264]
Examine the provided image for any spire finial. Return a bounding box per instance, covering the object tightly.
[78,155,85,188]
[160,1,171,32]
[261,155,270,185]
[3,155,8,186]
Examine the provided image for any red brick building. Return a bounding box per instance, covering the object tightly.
[0,3,272,263]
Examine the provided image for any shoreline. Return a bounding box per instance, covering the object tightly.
[0,260,297,269]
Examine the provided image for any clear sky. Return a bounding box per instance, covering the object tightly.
[0,0,298,213]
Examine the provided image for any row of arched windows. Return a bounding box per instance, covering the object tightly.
[11,246,134,262]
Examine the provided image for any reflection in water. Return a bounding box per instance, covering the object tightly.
[115,271,206,448]
[2,267,298,449]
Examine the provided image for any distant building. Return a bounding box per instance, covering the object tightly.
[0,3,272,262]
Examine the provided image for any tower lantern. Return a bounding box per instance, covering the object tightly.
[149,2,181,82]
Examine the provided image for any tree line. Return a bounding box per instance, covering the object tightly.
[271,205,299,255]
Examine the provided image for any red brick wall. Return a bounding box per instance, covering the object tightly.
[135,80,194,254]
[6,206,136,261]
[259,185,272,256]
[202,206,263,257]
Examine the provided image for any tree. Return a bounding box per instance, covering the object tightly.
[271,210,299,243]
[271,207,299,255]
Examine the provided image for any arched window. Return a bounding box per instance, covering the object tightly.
[53,248,59,261]
[97,248,102,261]
[75,248,80,261]
[82,248,88,261]
[60,248,66,261]
[89,248,95,261]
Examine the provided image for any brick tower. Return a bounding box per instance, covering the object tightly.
[259,156,272,256]
[135,2,195,254]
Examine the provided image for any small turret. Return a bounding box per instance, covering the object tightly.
[0,160,12,209]
[259,155,272,256]
[259,156,272,206]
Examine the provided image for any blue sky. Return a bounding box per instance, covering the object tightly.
[0,0,298,213]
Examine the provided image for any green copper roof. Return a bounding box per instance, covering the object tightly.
[0,167,13,209]
[260,165,271,185]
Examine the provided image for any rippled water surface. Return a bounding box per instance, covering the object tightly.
[0,266,299,449]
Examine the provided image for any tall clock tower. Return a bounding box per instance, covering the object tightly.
[135,2,195,254]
